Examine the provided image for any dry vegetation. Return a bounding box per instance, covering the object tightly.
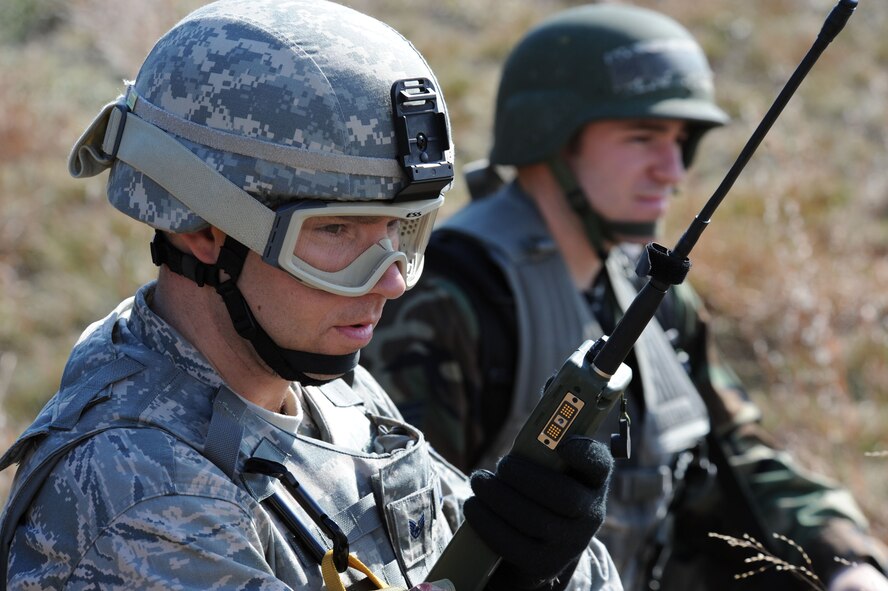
[709,531,838,590]
[0,0,886,549]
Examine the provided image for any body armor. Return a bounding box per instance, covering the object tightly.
[0,285,468,589]
[439,182,710,590]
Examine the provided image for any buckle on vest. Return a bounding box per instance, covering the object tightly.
[244,457,350,572]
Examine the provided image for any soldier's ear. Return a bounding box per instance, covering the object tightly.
[171,226,227,265]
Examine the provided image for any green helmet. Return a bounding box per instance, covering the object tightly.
[489,3,729,167]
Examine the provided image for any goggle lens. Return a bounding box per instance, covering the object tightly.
[265,197,443,296]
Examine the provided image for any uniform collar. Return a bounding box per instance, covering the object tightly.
[128,281,225,389]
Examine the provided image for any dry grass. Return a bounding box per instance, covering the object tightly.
[708,532,829,590]
[0,0,885,553]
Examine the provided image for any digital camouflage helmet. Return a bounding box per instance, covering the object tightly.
[68,0,454,382]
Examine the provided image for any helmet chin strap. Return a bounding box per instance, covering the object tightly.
[546,157,658,257]
[150,231,358,386]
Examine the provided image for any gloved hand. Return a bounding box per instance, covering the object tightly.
[463,436,614,591]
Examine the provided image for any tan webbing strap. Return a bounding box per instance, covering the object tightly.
[104,108,275,253]
[126,86,404,179]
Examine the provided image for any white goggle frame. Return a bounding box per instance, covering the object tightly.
[263,196,443,296]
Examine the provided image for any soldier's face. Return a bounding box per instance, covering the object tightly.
[237,217,407,357]
[567,118,687,241]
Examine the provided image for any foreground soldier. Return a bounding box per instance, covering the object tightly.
[0,1,621,589]
[362,4,888,591]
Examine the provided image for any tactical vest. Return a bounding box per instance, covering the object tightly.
[0,297,459,590]
[440,183,710,591]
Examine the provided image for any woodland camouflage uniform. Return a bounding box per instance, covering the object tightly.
[363,206,888,588]
[361,4,888,590]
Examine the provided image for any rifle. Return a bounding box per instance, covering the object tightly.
[426,1,858,589]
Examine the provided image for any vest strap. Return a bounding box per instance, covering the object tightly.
[53,356,145,430]
[605,250,709,455]
[204,387,248,479]
[331,493,384,541]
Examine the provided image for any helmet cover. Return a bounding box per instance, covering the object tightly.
[105,0,453,232]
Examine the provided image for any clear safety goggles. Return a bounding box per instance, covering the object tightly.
[263,196,443,296]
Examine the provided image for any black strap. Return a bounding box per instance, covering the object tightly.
[150,231,221,287]
[547,157,612,258]
[464,160,506,201]
[150,231,357,384]
[211,239,358,381]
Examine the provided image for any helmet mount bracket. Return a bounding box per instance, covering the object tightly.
[391,78,453,201]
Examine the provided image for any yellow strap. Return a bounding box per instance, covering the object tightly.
[320,549,406,591]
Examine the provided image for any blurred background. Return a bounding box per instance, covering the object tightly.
[1,0,886,541]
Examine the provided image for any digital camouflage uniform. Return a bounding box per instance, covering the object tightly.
[361,183,888,590]
[0,0,624,589]
[0,284,463,589]
[0,283,621,590]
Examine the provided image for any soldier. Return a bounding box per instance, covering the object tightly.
[361,4,888,591]
[0,1,621,590]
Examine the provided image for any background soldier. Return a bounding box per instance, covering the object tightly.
[0,1,620,589]
[362,4,888,590]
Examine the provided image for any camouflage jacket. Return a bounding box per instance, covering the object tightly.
[361,182,888,590]
[0,282,621,590]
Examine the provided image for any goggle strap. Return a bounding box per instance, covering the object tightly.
[151,232,358,383]
[104,105,274,254]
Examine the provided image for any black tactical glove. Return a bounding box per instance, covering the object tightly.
[464,436,613,591]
